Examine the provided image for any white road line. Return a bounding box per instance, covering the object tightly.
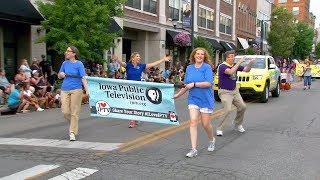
[0,138,122,151]
[48,167,98,180]
[0,164,59,180]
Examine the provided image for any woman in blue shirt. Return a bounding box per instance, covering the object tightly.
[174,48,215,158]
[58,46,88,141]
[119,52,171,128]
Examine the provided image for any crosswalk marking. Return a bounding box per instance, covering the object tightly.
[0,164,59,180]
[0,138,122,151]
[48,168,98,180]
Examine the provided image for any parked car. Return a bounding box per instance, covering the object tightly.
[214,55,281,103]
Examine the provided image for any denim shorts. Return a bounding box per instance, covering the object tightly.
[188,104,213,114]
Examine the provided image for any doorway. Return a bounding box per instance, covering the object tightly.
[122,39,132,62]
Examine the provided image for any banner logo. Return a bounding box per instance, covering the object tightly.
[146,87,162,104]
[96,101,111,116]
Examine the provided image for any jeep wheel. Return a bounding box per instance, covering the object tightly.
[260,84,269,103]
[271,81,280,97]
[214,90,221,102]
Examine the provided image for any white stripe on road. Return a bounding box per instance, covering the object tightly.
[48,167,98,180]
[0,138,122,151]
[0,164,59,180]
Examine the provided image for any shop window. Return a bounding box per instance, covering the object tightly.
[219,14,232,34]
[126,0,157,14]
[198,6,214,30]
[169,0,181,20]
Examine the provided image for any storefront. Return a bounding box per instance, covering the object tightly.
[0,0,44,80]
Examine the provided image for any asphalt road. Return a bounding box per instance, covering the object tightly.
[0,80,319,179]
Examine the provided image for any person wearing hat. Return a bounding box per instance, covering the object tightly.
[58,46,88,141]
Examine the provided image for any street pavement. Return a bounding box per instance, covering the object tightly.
[0,80,320,179]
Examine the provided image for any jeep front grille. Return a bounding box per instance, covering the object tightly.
[238,76,250,82]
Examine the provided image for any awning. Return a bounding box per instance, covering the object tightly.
[237,37,249,49]
[0,0,44,24]
[166,30,191,46]
[206,38,224,51]
[220,41,235,51]
[108,19,122,33]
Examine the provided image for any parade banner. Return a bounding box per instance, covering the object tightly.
[86,77,179,125]
[182,0,191,28]
[295,63,320,77]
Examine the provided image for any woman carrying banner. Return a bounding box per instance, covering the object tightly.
[58,46,89,141]
[118,52,171,128]
[173,47,215,158]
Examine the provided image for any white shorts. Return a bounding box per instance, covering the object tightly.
[188,104,213,114]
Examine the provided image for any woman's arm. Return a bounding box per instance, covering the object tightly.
[82,78,89,95]
[146,56,171,69]
[173,87,188,99]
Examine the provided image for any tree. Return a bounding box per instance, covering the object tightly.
[268,7,297,58]
[292,22,315,60]
[316,42,320,59]
[37,0,125,62]
[194,37,215,61]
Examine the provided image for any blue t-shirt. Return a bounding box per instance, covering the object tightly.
[184,63,214,109]
[126,63,146,81]
[59,60,86,91]
[8,89,20,107]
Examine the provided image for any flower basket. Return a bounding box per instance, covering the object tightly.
[173,32,191,47]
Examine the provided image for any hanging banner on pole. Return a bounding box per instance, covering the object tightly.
[182,0,191,28]
[86,77,179,125]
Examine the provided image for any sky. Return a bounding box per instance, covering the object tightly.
[310,0,320,28]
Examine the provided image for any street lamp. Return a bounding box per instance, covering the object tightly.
[172,0,195,50]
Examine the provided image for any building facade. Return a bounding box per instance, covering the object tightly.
[0,0,45,80]
[113,0,238,66]
[256,0,274,54]
[236,0,257,51]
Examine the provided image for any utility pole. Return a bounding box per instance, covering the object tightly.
[260,20,264,55]
[191,0,194,50]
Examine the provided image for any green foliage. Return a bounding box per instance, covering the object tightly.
[246,47,256,55]
[292,22,314,60]
[316,42,320,59]
[194,37,215,62]
[268,7,297,58]
[37,0,125,62]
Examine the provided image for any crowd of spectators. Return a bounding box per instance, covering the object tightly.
[0,56,187,115]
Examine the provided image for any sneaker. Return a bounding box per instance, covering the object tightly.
[186,149,198,158]
[207,141,215,152]
[36,108,44,112]
[216,130,223,136]
[235,125,245,133]
[69,132,76,141]
[128,120,136,128]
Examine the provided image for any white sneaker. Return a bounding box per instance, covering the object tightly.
[36,108,44,112]
[69,132,76,141]
[216,130,223,136]
[207,141,215,152]
[186,149,198,158]
[235,125,245,133]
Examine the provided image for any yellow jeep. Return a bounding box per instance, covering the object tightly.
[214,55,281,103]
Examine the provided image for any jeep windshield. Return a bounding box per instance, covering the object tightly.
[234,57,266,69]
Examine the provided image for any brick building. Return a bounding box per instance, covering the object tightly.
[236,0,257,51]
[113,0,238,66]
[274,0,314,27]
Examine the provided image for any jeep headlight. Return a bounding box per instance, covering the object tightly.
[253,75,263,80]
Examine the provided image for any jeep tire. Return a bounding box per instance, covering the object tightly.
[271,80,280,97]
[260,83,269,103]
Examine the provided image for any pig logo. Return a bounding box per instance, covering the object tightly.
[146,87,162,104]
[95,100,111,116]
[168,111,178,122]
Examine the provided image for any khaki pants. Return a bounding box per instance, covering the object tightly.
[61,89,83,135]
[217,89,246,131]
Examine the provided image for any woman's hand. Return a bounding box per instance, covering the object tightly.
[58,72,66,79]
[185,82,195,89]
